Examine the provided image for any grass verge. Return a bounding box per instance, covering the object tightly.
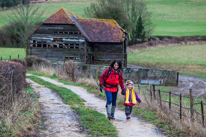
[27,76,118,136]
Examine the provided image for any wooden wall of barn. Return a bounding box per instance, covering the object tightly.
[30,24,86,63]
[86,42,127,66]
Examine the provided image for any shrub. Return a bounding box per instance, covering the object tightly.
[25,55,50,68]
[9,59,27,78]
[64,60,81,82]
[0,61,25,106]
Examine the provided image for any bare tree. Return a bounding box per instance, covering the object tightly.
[0,0,44,56]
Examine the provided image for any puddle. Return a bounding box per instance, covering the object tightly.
[32,76,166,137]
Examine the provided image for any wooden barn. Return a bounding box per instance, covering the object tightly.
[29,8,128,66]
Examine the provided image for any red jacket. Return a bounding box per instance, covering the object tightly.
[99,67,125,92]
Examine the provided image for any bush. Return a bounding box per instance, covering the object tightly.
[0,61,25,104]
[9,59,27,78]
[64,60,81,82]
[25,55,50,68]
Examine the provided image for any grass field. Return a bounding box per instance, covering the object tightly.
[0,47,25,60]
[128,44,206,78]
[0,0,206,36]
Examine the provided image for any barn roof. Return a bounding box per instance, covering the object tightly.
[31,7,127,43]
[44,7,83,24]
[77,19,126,43]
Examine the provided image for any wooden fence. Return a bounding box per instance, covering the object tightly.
[138,85,206,127]
[0,54,20,60]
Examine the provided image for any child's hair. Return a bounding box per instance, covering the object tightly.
[110,59,122,69]
[125,80,134,89]
[126,80,134,86]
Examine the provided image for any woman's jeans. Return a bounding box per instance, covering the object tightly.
[105,90,118,106]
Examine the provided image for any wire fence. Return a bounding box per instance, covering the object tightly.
[138,85,206,127]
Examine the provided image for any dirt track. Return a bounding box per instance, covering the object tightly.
[27,74,165,137]
[27,78,85,137]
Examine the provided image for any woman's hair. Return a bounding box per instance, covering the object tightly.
[110,59,122,69]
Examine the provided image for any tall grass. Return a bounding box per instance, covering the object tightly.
[0,86,42,137]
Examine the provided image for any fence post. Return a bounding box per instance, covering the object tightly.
[152,85,156,100]
[150,85,152,102]
[10,55,11,60]
[180,94,182,122]
[56,63,59,74]
[176,72,179,86]
[158,90,162,108]
[96,66,99,82]
[86,66,89,78]
[189,89,194,121]
[18,54,19,59]
[94,53,96,65]
[138,85,141,94]
[201,101,205,127]
[72,63,74,82]
[1,56,2,61]
[169,91,171,110]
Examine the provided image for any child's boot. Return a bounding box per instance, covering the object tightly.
[111,105,116,120]
[106,105,112,120]
[126,115,130,119]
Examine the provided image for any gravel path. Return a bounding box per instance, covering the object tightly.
[27,74,165,137]
[27,79,85,137]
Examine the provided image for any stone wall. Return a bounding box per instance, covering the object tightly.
[78,65,178,86]
[51,63,178,86]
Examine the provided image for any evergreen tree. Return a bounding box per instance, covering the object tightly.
[136,15,144,41]
[5,0,12,7]
[12,0,18,6]
[1,1,5,8]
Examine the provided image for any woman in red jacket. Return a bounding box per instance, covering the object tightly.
[99,60,125,120]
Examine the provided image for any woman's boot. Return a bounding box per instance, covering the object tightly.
[111,106,116,120]
[106,105,112,120]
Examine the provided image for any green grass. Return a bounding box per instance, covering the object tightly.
[128,45,206,64]
[128,44,206,78]
[27,76,118,136]
[0,47,25,60]
[0,0,206,36]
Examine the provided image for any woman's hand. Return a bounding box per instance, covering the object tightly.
[121,90,126,95]
[100,85,104,92]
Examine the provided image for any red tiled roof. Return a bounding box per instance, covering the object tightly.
[77,19,125,43]
[44,8,74,24]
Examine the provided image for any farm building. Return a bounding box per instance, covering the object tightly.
[29,7,128,66]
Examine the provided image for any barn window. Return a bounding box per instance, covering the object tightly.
[54,45,58,48]
[70,44,74,48]
[74,32,78,34]
[37,42,41,47]
[33,40,36,47]
[59,32,63,34]
[59,44,63,48]
[54,31,58,33]
[43,43,47,48]
[69,32,73,34]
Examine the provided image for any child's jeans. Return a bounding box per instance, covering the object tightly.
[105,90,118,106]
[125,105,133,115]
